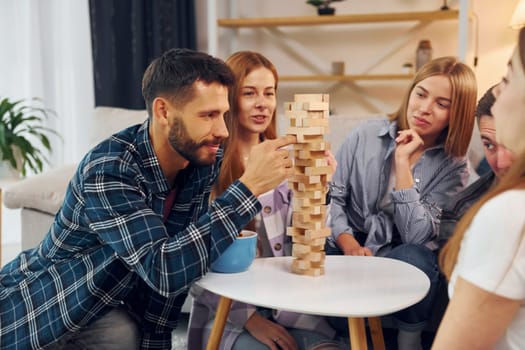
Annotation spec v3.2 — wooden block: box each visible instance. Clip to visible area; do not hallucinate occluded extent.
[284,109,308,119]
[287,227,331,240]
[312,110,329,119]
[293,242,325,253]
[289,174,321,185]
[289,181,326,195]
[291,235,326,246]
[291,259,325,276]
[290,181,326,192]
[294,94,329,103]
[295,149,327,159]
[287,126,327,137]
[293,142,329,151]
[301,118,329,127]
[286,226,304,237]
[292,248,325,262]
[321,173,333,182]
[294,158,328,167]
[306,228,331,239]
[304,166,333,176]
[291,258,309,270]
[291,196,326,207]
[292,211,326,224]
[296,205,326,215]
[283,101,306,111]
[292,243,312,255]
[290,117,329,128]
[302,101,329,111]
[292,220,323,230]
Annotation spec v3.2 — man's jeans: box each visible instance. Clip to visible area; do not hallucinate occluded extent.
[382,243,440,331]
[44,306,140,350]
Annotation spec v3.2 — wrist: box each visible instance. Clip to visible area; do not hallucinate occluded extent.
[238,176,261,197]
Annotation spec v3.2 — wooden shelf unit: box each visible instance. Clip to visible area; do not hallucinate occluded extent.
[217,10,460,28]
[280,73,414,82]
[212,3,470,83]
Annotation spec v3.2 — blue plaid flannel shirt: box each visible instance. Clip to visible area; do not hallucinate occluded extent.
[0,120,261,349]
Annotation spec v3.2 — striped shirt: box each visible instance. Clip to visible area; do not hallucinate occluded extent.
[0,120,261,349]
[330,118,470,254]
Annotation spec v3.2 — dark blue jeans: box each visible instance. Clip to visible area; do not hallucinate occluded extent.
[325,237,440,332]
[381,243,440,331]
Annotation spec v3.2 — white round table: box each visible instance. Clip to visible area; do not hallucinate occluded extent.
[196,255,430,350]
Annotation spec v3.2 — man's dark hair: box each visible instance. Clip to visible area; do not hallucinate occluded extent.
[475,84,498,121]
[142,48,234,117]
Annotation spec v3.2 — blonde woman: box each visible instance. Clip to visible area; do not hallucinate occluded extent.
[328,56,477,349]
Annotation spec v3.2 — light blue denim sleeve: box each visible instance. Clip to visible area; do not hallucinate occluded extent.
[391,155,469,245]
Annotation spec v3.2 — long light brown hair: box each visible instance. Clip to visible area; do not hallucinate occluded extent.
[214,51,279,197]
[440,30,525,279]
[389,56,477,158]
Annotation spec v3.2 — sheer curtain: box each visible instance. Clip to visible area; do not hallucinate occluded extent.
[0,0,94,168]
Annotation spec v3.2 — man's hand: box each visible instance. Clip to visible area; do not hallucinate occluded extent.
[337,233,372,256]
[239,135,296,197]
[244,312,298,350]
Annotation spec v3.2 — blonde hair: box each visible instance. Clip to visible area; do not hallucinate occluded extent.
[389,56,477,158]
[440,32,525,279]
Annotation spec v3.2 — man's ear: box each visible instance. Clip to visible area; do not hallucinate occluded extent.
[152,97,170,126]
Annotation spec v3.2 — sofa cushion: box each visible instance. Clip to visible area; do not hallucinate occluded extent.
[3,164,77,215]
[88,107,147,149]
[3,107,148,215]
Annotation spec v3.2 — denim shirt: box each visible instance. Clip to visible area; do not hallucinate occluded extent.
[330,118,469,254]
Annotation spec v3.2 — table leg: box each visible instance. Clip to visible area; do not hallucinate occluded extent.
[368,317,385,350]
[348,317,367,350]
[206,296,232,350]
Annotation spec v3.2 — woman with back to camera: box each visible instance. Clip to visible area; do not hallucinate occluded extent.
[327,56,477,350]
[433,28,525,350]
[188,51,342,350]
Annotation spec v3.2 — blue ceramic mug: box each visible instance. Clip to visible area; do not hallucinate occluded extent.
[211,230,257,273]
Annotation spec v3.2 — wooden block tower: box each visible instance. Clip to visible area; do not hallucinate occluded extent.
[285,94,331,276]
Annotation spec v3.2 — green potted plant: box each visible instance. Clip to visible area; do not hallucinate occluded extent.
[306,0,344,15]
[0,97,61,177]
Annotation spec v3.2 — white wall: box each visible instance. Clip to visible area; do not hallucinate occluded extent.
[196,0,520,154]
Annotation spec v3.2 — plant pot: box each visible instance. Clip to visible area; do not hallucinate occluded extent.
[317,7,335,15]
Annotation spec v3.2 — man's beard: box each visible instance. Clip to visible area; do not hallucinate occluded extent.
[168,117,219,166]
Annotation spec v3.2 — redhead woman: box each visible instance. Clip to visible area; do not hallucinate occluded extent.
[188,51,342,350]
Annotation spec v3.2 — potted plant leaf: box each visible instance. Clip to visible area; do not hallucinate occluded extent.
[306,0,344,15]
[0,97,61,177]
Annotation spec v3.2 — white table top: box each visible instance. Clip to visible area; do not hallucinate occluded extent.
[196,255,430,318]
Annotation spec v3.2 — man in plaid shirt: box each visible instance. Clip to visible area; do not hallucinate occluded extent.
[0,48,295,349]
